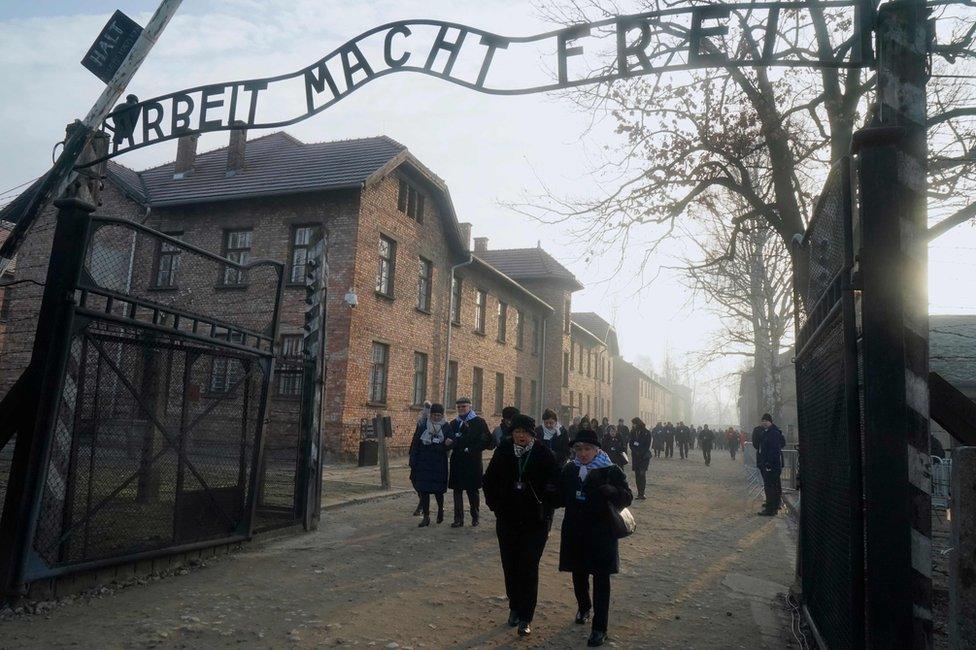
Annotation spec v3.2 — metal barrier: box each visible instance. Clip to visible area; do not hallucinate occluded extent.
[932,456,951,510]
[782,448,799,490]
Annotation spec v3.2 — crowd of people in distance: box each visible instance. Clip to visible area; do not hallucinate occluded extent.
[406,398,784,646]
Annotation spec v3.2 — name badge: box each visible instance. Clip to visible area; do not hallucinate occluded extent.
[514,481,525,491]
[575,490,586,501]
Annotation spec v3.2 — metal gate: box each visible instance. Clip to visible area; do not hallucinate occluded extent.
[793,157,865,649]
[0,212,295,595]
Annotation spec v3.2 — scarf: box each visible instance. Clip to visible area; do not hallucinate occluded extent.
[572,450,612,482]
[456,409,477,424]
[421,418,445,445]
[541,423,560,441]
[514,439,535,458]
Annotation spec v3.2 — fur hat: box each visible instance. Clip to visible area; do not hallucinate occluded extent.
[509,414,536,434]
[571,428,601,448]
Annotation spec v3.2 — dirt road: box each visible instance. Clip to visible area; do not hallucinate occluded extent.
[0,450,800,648]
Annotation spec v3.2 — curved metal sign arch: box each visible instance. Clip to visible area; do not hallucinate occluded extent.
[97,0,872,162]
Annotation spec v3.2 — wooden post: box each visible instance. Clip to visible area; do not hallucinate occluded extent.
[375,416,391,491]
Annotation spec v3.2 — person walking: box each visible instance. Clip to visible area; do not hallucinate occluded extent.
[757,414,786,516]
[409,403,449,526]
[536,409,571,466]
[726,427,740,460]
[483,414,561,637]
[675,422,691,459]
[698,425,715,466]
[628,418,652,500]
[600,422,628,467]
[447,397,494,527]
[615,418,630,447]
[555,423,633,647]
[410,401,433,516]
[664,422,675,459]
[493,406,520,447]
[568,416,582,438]
[651,422,665,458]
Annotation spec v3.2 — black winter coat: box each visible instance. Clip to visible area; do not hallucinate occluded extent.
[651,426,665,451]
[409,422,449,494]
[447,415,494,490]
[535,425,571,466]
[556,463,633,574]
[698,428,715,450]
[601,434,628,466]
[616,425,631,446]
[628,427,652,472]
[483,440,560,527]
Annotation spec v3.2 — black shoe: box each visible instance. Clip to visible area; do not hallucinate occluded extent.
[412,505,423,516]
[757,510,775,517]
[451,519,464,528]
[518,623,531,636]
[507,611,519,627]
[436,510,444,524]
[575,610,590,625]
[418,517,430,527]
[587,631,607,647]
[637,495,647,500]
[471,516,479,527]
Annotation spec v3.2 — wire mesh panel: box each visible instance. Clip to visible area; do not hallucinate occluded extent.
[794,157,864,648]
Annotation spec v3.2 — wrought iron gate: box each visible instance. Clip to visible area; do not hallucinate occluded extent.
[0,213,295,595]
[793,157,865,649]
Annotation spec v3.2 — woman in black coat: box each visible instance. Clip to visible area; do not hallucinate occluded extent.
[408,403,449,526]
[627,418,652,500]
[535,408,571,466]
[483,414,560,638]
[601,425,628,467]
[447,397,495,527]
[555,427,633,647]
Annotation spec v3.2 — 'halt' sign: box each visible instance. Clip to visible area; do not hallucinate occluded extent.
[81,10,143,83]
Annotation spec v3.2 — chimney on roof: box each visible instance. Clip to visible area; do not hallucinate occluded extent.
[174,134,198,178]
[226,121,247,176]
[458,222,472,251]
[473,237,489,253]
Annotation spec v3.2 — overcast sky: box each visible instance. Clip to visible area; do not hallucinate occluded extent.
[2,1,974,425]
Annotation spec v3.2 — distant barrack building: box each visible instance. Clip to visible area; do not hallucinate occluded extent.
[0,129,684,457]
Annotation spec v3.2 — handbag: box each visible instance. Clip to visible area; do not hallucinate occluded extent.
[619,451,630,466]
[608,501,636,539]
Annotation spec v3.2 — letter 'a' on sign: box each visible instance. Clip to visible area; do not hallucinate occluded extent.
[81,10,144,84]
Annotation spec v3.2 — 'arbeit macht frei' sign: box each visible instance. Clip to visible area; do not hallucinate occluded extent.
[99,1,871,161]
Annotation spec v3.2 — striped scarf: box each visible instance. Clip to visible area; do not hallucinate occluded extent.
[573,450,612,482]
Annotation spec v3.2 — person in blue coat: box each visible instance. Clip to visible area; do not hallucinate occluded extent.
[554,424,633,647]
[409,403,449,527]
[757,413,786,516]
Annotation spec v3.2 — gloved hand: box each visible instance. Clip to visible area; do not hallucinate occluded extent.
[597,484,617,498]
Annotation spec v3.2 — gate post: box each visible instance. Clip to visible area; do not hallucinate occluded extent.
[858,1,931,647]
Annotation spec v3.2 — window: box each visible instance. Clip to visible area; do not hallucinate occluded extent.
[474,290,487,334]
[412,352,428,406]
[447,360,459,406]
[472,367,484,413]
[569,390,575,412]
[587,394,591,415]
[0,286,10,321]
[570,338,575,370]
[578,344,584,374]
[289,225,317,284]
[451,277,462,325]
[376,235,396,296]
[532,317,540,355]
[280,334,303,358]
[153,233,182,288]
[369,342,390,403]
[514,376,523,411]
[529,379,538,416]
[221,229,252,286]
[278,370,302,396]
[417,257,433,312]
[210,334,244,392]
[564,298,571,334]
[494,373,505,415]
[514,309,524,349]
[562,352,570,387]
[587,350,592,377]
[397,179,425,222]
[497,302,507,343]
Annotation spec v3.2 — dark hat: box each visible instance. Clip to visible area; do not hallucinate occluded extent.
[542,408,558,421]
[456,396,472,405]
[501,406,520,420]
[761,413,773,422]
[571,428,601,448]
[429,403,445,415]
[509,414,536,434]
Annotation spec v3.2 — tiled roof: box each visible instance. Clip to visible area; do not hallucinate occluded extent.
[0,173,49,225]
[572,312,612,341]
[930,314,976,387]
[118,132,407,207]
[475,248,582,289]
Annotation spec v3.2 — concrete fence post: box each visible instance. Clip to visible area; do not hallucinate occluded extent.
[950,446,976,649]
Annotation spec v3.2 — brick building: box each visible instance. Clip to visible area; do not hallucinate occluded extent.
[613,357,673,425]
[0,131,614,457]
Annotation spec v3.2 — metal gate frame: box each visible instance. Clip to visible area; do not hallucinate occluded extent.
[0,206,285,597]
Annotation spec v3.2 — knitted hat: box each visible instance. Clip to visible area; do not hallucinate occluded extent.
[761,413,773,423]
[509,414,536,434]
[571,428,601,448]
[429,403,445,415]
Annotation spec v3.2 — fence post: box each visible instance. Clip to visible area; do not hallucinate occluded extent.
[950,447,976,648]
[375,416,391,491]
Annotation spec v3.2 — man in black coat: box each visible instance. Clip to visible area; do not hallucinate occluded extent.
[757,414,786,516]
[447,396,494,527]
[627,418,652,499]
[675,422,691,459]
[651,422,665,458]
[664,422,675,458]
[615,418,630,447]
[483,415,560,637]
[698,425,715,466]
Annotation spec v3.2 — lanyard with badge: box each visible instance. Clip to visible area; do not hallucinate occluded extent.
[514,450,531,491]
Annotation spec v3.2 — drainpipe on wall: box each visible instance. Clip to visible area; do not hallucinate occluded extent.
[539,316,547,422]
[443,254,474,405]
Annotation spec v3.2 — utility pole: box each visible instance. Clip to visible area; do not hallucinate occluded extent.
[0,0,183,278]
[858,0,932,647]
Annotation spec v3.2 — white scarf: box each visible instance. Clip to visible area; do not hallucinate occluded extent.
[514,439,535,458]
[421,418,445,445]
[541,423,560,441]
